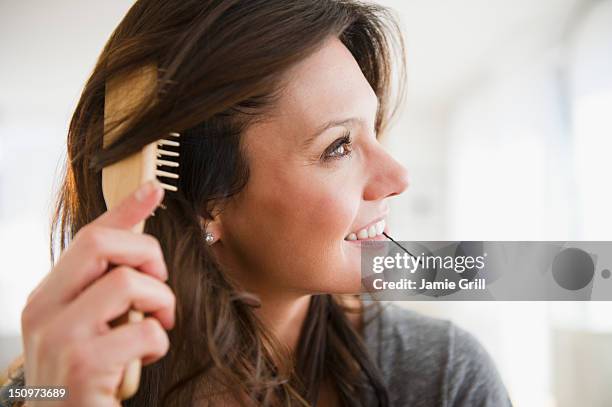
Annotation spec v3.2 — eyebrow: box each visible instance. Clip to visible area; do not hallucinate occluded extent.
[301,117,364,150]
[301,96,381,150]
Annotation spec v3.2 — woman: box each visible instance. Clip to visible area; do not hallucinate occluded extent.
[0,0,512,406]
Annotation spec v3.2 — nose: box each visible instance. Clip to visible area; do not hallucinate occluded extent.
[363,145,410,201]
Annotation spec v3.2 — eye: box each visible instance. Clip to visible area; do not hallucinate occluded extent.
[322,131,353,162]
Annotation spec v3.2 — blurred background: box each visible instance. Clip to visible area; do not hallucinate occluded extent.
[0,1,610,406]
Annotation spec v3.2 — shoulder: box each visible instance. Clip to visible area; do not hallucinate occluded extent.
[364,303,513,407]
[364,303,452,406]
[366,302,453,370]
[444,322,514,406]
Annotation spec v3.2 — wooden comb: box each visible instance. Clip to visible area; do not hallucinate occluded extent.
[102,63,179,399]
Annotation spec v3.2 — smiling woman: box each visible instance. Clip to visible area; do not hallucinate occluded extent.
[0,1,511,406]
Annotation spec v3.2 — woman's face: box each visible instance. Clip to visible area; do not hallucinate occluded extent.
[214,37,409,296]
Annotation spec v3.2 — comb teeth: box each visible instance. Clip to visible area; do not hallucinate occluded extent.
[157,139,179,147]
[157,149,179,157]
[155,131,180,192]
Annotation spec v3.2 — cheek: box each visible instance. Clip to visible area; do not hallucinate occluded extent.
[256,171,357,258]
[301,182,364,291]
[271,176,361,289]
[225,166,362,292]
[291,181,355,240]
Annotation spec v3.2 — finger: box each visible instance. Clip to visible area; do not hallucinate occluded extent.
[89,317,170,370]
[27,229,168,320]
[95,179,164,231]
[23,180,166,319]
[62,266,175,336]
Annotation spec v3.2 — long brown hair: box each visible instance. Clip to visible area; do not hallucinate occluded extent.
[8,0,406,405]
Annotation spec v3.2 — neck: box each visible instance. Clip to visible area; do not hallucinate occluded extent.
[250,289,364,355]
[213,245,314,353]
[253,291,313,353]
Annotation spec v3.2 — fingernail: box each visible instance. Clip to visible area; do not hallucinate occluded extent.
[135,180,159,202]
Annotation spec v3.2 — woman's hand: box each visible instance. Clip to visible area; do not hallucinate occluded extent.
[20,180,175,407]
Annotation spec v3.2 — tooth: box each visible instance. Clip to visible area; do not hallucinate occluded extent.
[346,233,357,241]
[368,225,377,238]
[376,220,385,235]
[357,229,369,239]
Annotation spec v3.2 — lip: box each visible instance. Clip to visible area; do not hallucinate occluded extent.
[344,213,389,241]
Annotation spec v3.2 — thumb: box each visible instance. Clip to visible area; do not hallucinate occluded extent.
[94,179,164,230]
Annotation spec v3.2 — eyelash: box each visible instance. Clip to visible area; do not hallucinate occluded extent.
[321,131,353,162]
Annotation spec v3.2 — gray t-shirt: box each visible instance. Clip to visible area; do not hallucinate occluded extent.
[361,301,514,406]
